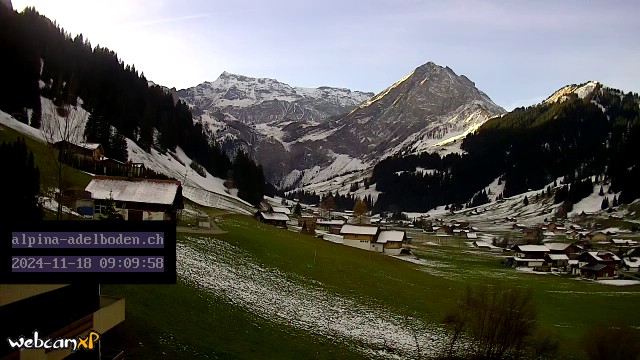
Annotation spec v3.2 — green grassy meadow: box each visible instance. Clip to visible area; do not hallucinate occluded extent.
[0,124,92,191]
[103,214,640,359]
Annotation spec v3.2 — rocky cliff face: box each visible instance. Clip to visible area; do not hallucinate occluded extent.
[178,63,505,188]
[178,71,373,124]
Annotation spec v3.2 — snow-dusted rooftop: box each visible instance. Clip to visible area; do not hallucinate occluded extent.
[259,212,290,221]
[513,245,549,252]
[547,254,569,261]
[271,206,291,215]
[78,142,102,150]
[85,176,181,205]
[340,225,379,236]
[545,242,571,251]
[317,219,345,226]
[585,251,621,262]
[377,230,405,243]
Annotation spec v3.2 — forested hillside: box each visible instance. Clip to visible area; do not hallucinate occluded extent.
[373,84,640,212]
[0,6,266,205]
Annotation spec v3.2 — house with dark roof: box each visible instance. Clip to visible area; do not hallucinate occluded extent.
[85,176,183,220]
[578,251,621,280]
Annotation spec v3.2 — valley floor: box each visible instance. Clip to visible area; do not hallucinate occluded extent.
[103,214,640,359]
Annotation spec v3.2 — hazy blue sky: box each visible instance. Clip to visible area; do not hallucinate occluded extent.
[11,0,640,110]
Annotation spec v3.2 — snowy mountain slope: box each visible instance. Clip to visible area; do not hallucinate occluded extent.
[178,62,505,190]
[542,81,599,105]
[317,62,506,160]
[178,71,373,124]
[0,101,253,214]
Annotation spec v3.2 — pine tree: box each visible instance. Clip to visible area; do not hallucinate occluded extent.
[612,195,618,207]
[293,203,301,216]
[1,138,42,222]
[601,197,609,210]
[523,196,529,206]
[599,186,604,196]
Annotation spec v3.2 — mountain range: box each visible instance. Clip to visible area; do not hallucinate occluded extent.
[2,5,639,215]
[177,62,505,188]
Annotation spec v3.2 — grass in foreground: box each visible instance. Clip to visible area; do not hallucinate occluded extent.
[104,214,640,359]
[101,281,364,359]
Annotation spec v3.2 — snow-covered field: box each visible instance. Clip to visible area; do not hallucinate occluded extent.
[178,236,448,358]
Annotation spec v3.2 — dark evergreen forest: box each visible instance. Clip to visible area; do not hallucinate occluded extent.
[373,86,640,212]
[0,6,266,205]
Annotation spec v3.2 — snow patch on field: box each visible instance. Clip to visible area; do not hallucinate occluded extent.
[596,280,640,286]
[178,237,447,358]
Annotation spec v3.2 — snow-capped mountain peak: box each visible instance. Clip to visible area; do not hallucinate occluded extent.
[178,72,373,119]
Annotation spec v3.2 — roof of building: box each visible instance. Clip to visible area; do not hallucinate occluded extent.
[466,233,478,239]
[377,230,405,243]
[611,239,638,245]
[259,212,290,221]
[543,231,557,237]
[271,206,291,215]
[79,142,102,150]
[581,263,608,272]
[585,251,621,262]
[545,242,571,251]
[513,245,549,252]
[622,257,640,267]
[340,225,379,236]
[85,176,180,205]
[547,254,569,261]
[317,219,345,226]
[513,257,545,262]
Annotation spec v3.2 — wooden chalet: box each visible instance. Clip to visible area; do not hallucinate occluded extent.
[586,231,609,242]
[511,244,549,268]
[316,219,345,232]
[85,176,183,220]
[578,251,621,280]
[374,230,406,255]
[256,211,289,228]
[54,141,104,161]
[339,225,406,254]
[435,225,453,235]
[545,242,582,260]
[544,253,569,268]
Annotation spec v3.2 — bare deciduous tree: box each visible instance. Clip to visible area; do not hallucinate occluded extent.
[353,198,369,224]
[442,285,537,360]
[584,323,640,360]
[41,97,85,219]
